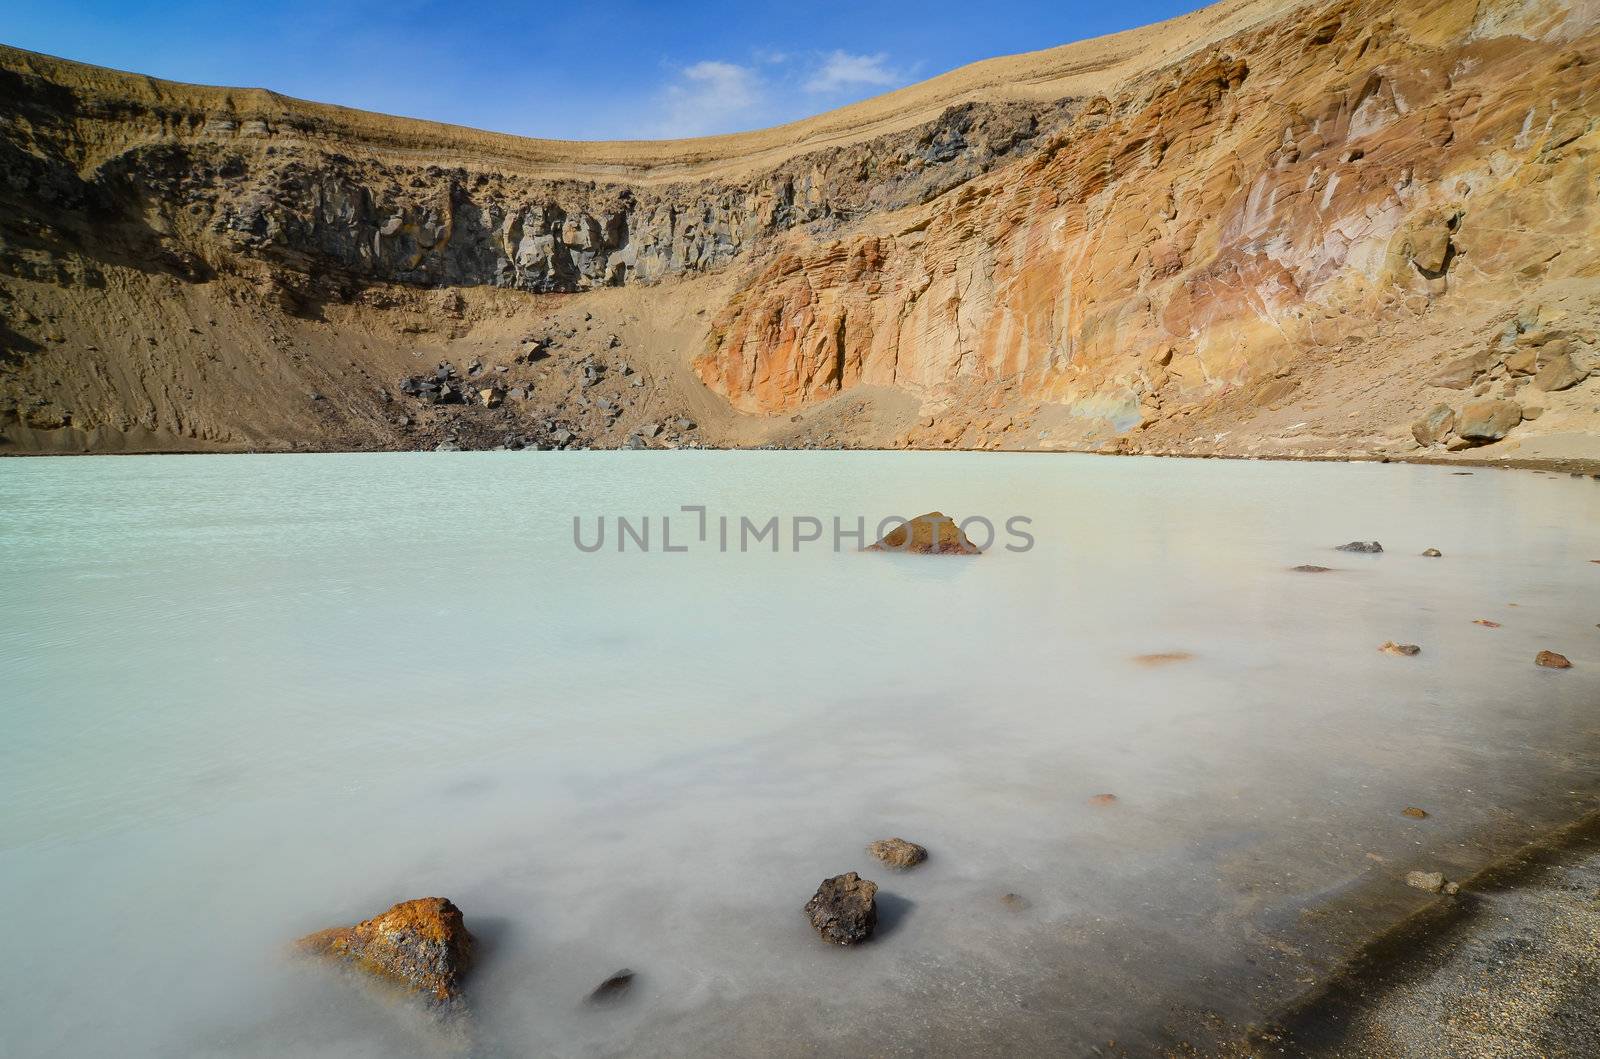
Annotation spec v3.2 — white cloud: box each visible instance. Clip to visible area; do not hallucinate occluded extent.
[652,60,766,138]
[803,51,900,95]
[637,48,909,139]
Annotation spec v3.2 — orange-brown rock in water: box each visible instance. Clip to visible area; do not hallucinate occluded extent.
[865,511,981,554]
[297,897,474,1003]
[1535,650,1573,669]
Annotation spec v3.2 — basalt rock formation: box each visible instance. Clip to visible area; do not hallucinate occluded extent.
[2,0,1598,465]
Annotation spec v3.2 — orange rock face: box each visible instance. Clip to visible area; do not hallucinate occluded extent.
[696,0,1600,449]
[297,897,474,1003]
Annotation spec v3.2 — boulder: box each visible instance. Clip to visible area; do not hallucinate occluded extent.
[804,873,878,945]
[1421,548,1443,557]
[297,897,474,1003]
[1532,347,1590,392]
[866,512,981,555]
[478,386,503,408]
[1504,348,1538,376]
[1426,352,1491,389]
[1380,641,1421,656]
[1535,650,1572,669]
[1455,398,1522,443]
[1410,404,1455,446]
[867,838,928,870]
[1336,541,1384,553]
[1291,564,1332,573]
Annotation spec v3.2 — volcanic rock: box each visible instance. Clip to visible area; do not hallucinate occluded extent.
[586,969,635,1005]
[867,838,928,869]
[1532,348,1590,392]
[297,897,474,1003]
[1456,398,1523,443]
[1426,353,1491,390]
[1410,404,1455,446]
[803,872,878,945]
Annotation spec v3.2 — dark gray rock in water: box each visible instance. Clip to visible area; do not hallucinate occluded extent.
[586,968,635,1005]
[1291,564,1332,573]
[1336,541,1384,553]
[804,872,878,945]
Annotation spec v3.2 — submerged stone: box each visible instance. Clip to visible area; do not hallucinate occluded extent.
[297,897,474,1003]
[804,872,878,945]
[586,968,635,1005]
[1380,641,1422,656]
[868,838,928,870]
[1336,541,1384,553]
[866,511,981,554]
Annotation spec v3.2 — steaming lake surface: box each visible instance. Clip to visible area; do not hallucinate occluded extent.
[2,452,1598,1056]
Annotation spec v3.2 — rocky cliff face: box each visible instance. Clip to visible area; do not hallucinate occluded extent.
[1,0,1598,464]
[695,0,1600,455]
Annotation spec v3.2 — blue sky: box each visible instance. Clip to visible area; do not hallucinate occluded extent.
[5,1,1207,140]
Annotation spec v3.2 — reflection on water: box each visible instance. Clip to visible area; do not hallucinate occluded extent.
[1,452,1597,1056]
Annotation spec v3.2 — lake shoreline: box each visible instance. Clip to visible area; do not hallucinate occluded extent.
[1253,808,1600,1056]
[2,443,1598,477]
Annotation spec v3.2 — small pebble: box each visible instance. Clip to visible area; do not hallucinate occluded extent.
[1088,793,1119,807]
[1421,548,1442,557]
[1403,806,1429,819]
[1380,641,1422,656]
[1000,893,1031,912]
[1473,619,1501,628]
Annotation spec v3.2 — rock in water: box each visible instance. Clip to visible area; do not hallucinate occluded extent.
[803,873,878,945]
[1380,641,1422,656]
[586,969,635,1005]
[866,512,981,554]
[1405,870,1459,895]
[1291,564,1332,573]
[1455,398,1523,443]
[1421,548,1443,557]
[868,838,928,869]
[1403,806,1429,819]
[1336,541,1384,553]
[297,897,474,1002]
[1535,650,1572,669]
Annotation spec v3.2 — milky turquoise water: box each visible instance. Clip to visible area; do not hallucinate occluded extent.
[1,453,1597,1056]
